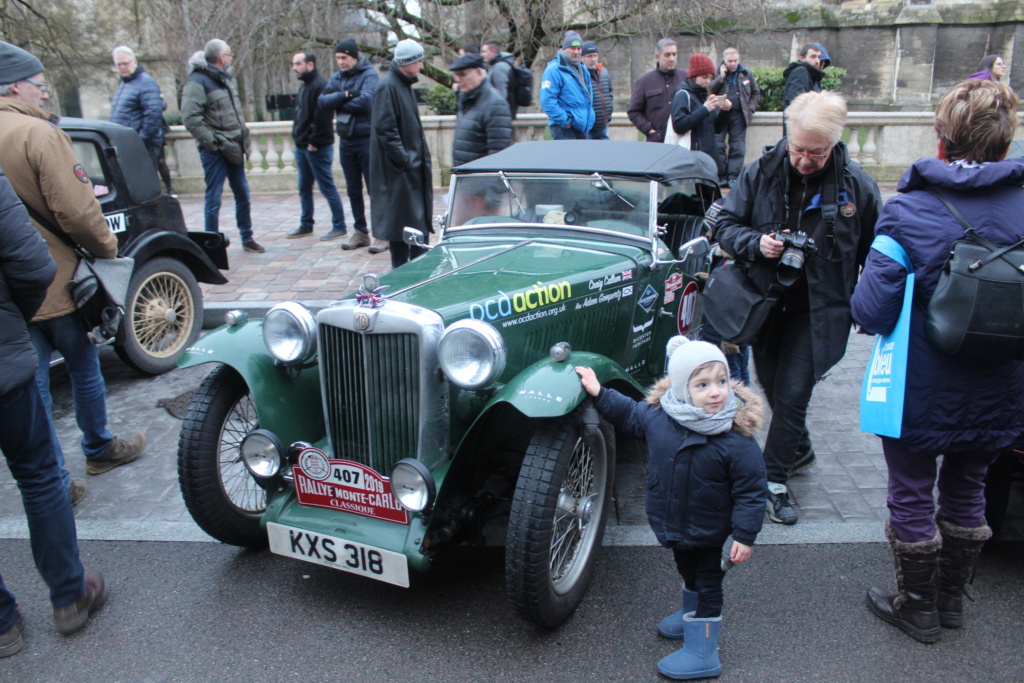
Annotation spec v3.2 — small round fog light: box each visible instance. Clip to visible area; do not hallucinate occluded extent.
[390,459,435,513]
[240,429,284,479]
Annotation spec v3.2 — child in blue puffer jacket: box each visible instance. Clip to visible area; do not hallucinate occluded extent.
[576,335,766,680]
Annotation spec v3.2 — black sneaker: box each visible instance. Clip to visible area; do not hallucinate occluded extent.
[242,240,266,253]
[791,450,817,474]
[86,433,146,475]
[320,228,347,241]
[287,226,313,239]
[766,485,798,525]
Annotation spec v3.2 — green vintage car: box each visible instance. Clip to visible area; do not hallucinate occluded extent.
[177,140,719,627]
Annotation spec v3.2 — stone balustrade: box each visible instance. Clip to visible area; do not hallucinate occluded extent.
[165,111,1023,195]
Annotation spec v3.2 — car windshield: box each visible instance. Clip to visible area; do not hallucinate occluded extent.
[449,174,653,237]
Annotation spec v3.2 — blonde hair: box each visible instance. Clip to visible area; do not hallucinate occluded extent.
[935,80,1018,163]
[785,90,847,143]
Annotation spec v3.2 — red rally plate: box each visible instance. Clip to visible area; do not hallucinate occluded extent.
[676,280,701,336]
[292,448,409,525]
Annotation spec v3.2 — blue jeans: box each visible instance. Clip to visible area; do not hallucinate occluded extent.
[339,139,371,232]
[199,147,253,243]
[549,125,588,140]
[0,379,86,632]
[29,313,113,489]
[588,126,610,140]
[295,145,346,232]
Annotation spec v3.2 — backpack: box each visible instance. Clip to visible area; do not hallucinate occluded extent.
[502,56,533,107]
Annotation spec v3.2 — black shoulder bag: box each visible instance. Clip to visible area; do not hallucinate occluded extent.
[924,187,1024,360]
[23,201,134,343]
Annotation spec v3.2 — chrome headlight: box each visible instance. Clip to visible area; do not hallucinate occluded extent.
[240,429,284,479]
[390,459,435,512]
[263,301,317,365]
[438,319,507,389]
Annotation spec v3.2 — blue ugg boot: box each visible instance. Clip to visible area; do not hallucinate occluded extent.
[657,612,722,680]
[657,588,699,638]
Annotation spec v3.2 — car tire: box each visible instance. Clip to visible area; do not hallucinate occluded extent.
[505,405,614,628]
[178,363,267,548]
[115,256,203,375]
[984,451,1017,535]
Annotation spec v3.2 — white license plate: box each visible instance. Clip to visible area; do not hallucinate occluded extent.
[266,522,410,587]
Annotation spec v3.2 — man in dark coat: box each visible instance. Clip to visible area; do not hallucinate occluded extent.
[627,38,687,143]
[109,46,170,191]
[708,47,761,188]
[0,168,107,656]
[288,50,347,241]
[319,39,379,251]
[582,41,613,140]
[782,43,827,132]
[714,91,881,525]
[480,40,519,119]
[449,53,512,166]
[369,39,432,268]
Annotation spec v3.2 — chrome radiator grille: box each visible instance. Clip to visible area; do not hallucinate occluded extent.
[320,326,421,474]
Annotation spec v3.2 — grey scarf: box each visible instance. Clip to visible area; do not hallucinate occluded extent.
[660,390,737,435]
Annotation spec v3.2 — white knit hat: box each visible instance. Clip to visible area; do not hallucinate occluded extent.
[666,335,729,403]
[393,39,425,66]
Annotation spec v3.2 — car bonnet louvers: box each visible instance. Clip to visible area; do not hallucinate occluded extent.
[316,300,448,474]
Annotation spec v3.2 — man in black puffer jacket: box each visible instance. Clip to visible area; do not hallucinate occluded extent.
[582,41,613,140]
[449,54,512,167]
[0,168,108,656]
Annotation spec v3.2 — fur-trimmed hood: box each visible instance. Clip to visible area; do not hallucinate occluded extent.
[644,377,764,437]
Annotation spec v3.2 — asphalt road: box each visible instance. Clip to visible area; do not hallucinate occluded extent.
[1,540,1021,682]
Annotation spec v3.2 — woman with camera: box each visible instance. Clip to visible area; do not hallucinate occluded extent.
[850,80,1024,643]
[713,91,882,526]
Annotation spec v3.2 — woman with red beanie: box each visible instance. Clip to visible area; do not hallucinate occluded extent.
[668,53,728,170]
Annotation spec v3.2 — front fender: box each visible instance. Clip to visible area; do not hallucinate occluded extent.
[123,230,227,285]
[485,351,642,419]
[179,321,324,445]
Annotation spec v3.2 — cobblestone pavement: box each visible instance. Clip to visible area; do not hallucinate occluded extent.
[5,184,1021,545]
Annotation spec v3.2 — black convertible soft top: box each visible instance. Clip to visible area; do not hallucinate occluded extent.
[452,140,719,185]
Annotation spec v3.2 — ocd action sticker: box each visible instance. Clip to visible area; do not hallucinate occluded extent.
[293,448,408,524]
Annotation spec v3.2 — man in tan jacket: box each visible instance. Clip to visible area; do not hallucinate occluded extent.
[0,41,146,506]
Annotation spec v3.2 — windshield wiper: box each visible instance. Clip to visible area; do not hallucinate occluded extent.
[498,171,526,215]
[591,172,635,209]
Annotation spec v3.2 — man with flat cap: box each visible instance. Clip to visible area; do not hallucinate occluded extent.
[368,38,432,268]
[449,53,512,166]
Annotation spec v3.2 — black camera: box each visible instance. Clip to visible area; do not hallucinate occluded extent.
[775,230,816,285]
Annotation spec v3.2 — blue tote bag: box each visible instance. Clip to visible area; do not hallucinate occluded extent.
[860,235,914,438]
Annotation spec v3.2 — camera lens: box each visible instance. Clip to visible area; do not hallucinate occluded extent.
[779,248,804,271]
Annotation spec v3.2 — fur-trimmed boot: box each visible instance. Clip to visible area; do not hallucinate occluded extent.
[866,521,942,644]
[657,612,722,680]
[936,516,992,628]
[658,587,699,639]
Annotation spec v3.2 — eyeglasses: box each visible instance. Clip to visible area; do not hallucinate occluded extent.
[788,145,832,160]
[22,77,49,93]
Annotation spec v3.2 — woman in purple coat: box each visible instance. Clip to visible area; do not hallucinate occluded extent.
[967,54,1006,82]
[851,80,1024,644]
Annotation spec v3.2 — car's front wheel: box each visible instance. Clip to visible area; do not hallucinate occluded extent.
[505,406,614,628]
[116,256,203,375]
[178,364,267,548]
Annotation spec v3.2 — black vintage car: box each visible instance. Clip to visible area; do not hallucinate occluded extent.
[59,118,228,374]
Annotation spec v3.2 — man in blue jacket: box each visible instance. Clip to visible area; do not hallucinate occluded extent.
[110,46,171,192]
[539,31,594,140]
[319,39,381,252]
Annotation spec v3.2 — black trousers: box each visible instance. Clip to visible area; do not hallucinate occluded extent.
[672,546,725,618]
[753,309,816,484]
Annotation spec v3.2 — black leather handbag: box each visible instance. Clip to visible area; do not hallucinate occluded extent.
[702,261,781,346]
[924,188,1024,360]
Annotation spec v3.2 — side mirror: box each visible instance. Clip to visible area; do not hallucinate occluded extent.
[677,236,710,262]
[403,227,432,250]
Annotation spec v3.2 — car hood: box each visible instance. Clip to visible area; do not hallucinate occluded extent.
[367,235,646,323]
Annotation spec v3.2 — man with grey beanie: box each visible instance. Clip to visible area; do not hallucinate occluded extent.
[539,30,594,140]
[0,41,147,509]
[368,38,433,267]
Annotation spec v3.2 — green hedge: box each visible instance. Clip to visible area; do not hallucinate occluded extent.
[423,84,458,115]
[751,67,846,112]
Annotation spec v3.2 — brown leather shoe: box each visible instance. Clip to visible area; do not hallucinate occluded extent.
[68,479,88,507]
[242,240,266,253]
[0,614,23,658]
[54,570,107,635]
[341,231,371,250]
[367,239,390,254]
